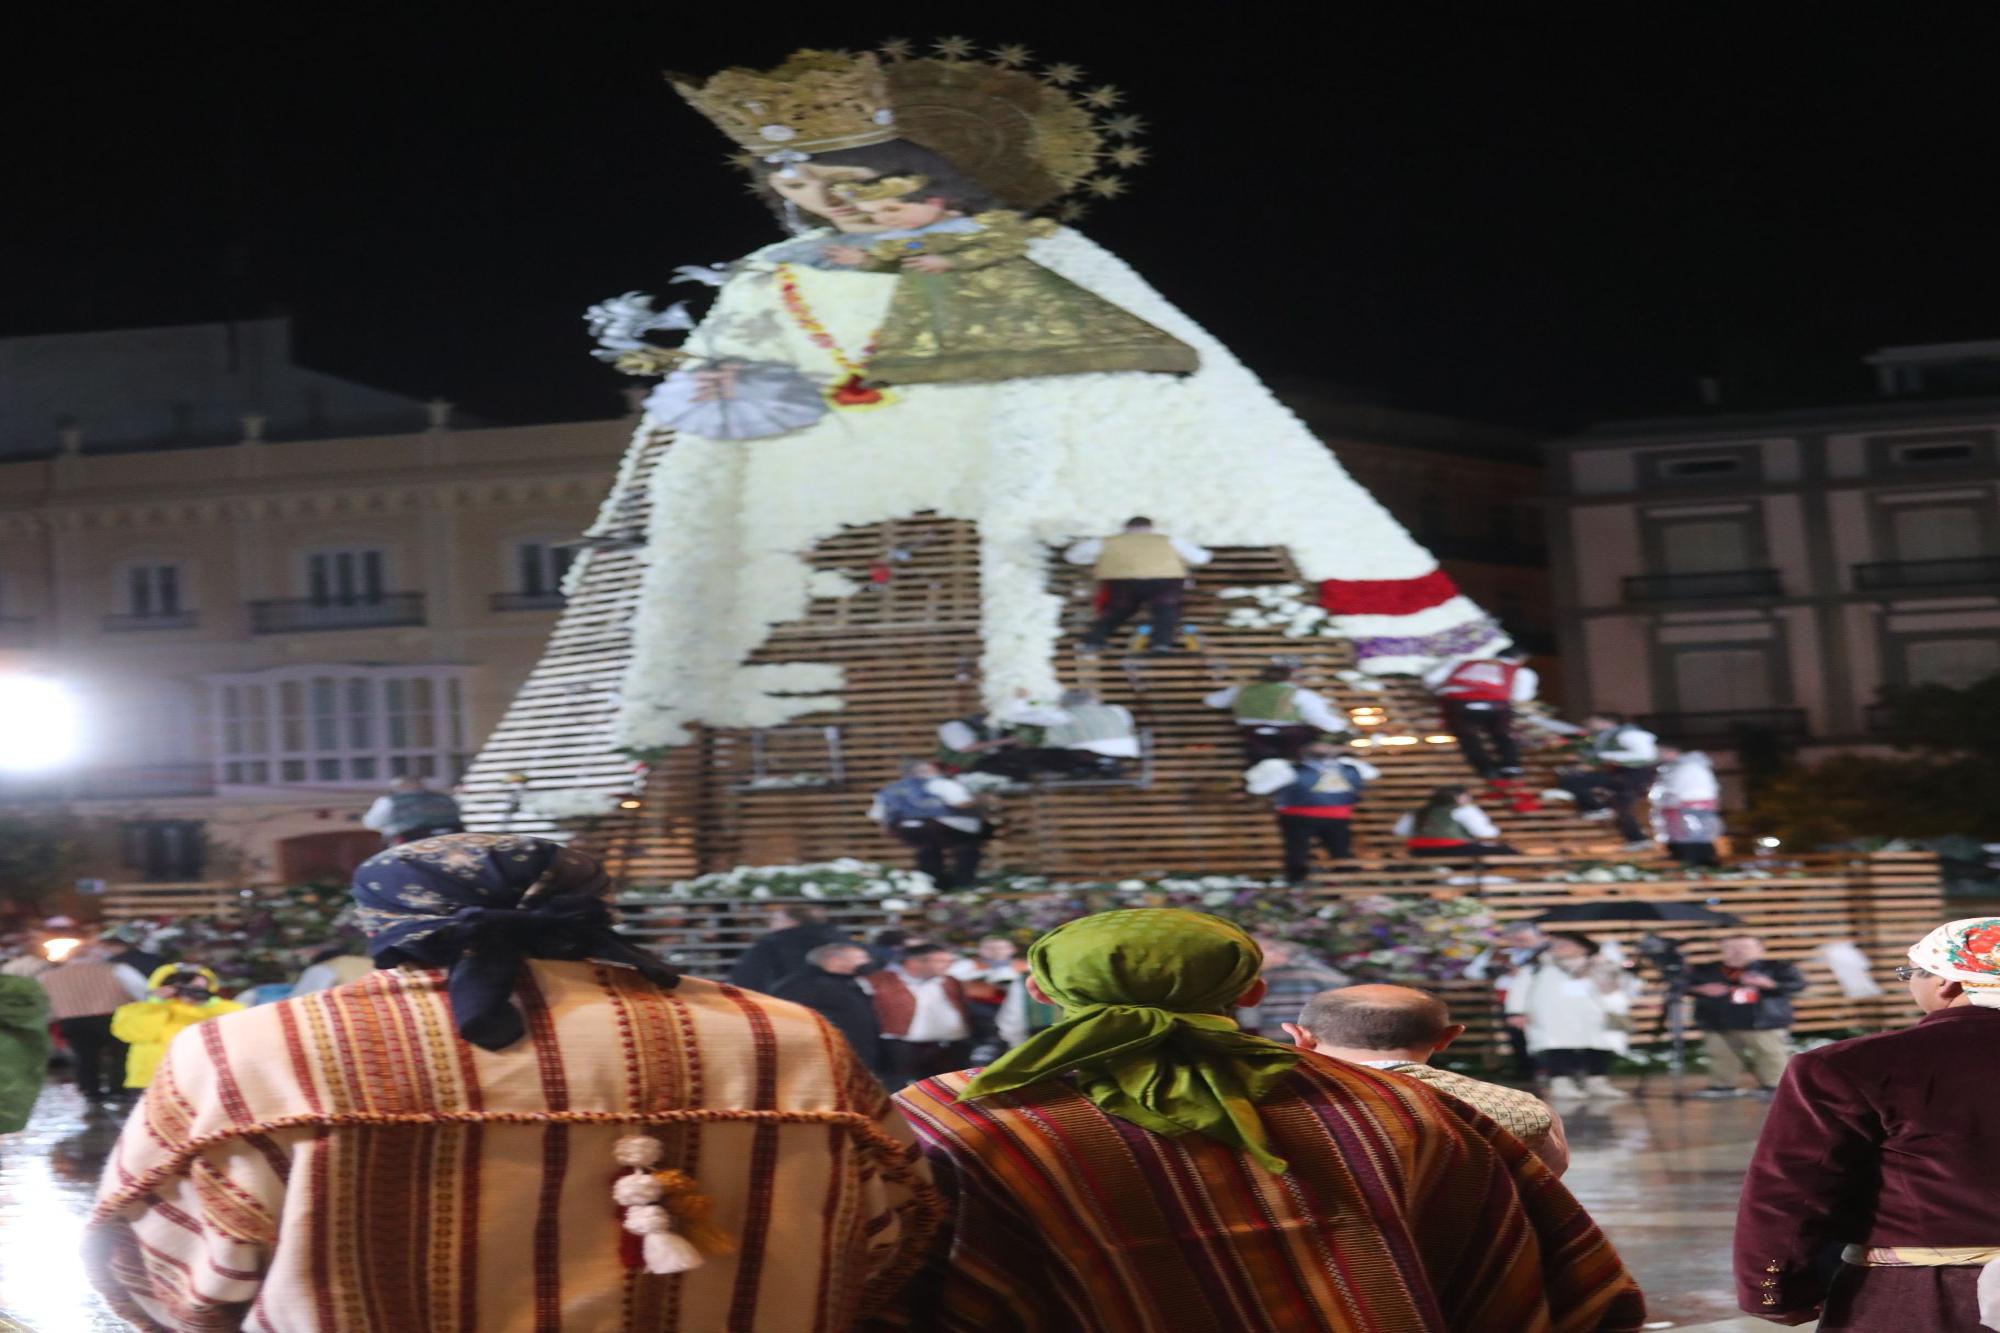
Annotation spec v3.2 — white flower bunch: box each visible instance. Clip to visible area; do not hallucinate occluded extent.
[519,789,626,820]
[1216,585,1338,640]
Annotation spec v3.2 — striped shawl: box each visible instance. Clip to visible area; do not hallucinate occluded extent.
[878,1054,1643,1333]
[85,961,941,1332]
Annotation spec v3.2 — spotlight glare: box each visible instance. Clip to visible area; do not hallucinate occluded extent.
[0,676,81,773]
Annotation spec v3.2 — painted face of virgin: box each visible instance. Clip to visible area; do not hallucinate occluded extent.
[766,165,892,232]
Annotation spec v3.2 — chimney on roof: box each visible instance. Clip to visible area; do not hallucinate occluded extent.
[239,412,267,444]
[56,423,83,455]
[425,398,454,431]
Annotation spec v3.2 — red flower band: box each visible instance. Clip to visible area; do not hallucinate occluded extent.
[1317,570,1459,617]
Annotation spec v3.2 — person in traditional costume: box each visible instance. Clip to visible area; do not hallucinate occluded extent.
[1392,785,1522,858]
[1242,741,1380,883]
[881,908,1645,1332]
[85,832,940,1332]
[1733,916,2000,1329]
[1063,517,1212,656]
[1204,663,1354,763]
[1286,983,1569,1176]
[0,974,50,1134]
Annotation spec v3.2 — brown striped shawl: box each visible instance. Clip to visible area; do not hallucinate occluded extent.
[876,1053,1644,1333]
[84,961,942,1332]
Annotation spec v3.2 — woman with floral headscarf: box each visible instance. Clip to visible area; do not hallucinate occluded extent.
[87,833,942,1332]
[1735,917,2000,1329]
[885,907,1644,1333]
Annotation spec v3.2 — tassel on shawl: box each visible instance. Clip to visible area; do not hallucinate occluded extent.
[611,1134,735,1275]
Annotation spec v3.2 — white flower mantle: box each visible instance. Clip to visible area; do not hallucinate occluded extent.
[615,228,1499,749]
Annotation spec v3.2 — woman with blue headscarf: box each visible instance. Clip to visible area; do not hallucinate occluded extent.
[87,833,943,1331]
[349,832,679,1049]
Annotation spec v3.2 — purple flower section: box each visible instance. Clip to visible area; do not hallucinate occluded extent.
[1349,617,1506,664]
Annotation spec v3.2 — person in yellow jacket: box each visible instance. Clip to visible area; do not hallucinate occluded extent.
[109,964,243,1090]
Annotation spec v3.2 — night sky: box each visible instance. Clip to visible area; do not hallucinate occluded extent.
[13,8,2000,431]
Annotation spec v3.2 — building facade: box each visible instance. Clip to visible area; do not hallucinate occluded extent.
[1547,345,2000,767]
[0,321,629,883]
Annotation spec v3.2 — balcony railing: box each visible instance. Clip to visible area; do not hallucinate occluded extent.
[1637,708,1809,744]
[102,610,201,632]
[1853,556,2000,591]
[1623,569,1783,602]
[248,593,425,634]
[490,591,567,612]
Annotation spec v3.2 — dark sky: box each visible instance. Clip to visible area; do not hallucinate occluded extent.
[13,7,2000,430]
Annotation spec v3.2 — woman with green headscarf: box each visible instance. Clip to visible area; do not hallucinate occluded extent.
[883,908,1645,1333]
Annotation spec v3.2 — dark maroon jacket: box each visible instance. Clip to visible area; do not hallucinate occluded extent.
[1734,1005,2000,1316]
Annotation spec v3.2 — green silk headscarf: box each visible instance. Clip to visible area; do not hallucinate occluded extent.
[958,908,1302,1172]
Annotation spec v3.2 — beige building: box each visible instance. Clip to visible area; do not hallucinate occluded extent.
[1547,342,2000,771]
[0,319,628,883]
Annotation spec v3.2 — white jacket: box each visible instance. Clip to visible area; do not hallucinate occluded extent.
[1651,752,1719,807]
[1503,957,1637,1055]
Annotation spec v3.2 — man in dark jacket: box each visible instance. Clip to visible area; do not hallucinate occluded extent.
[1684,934,1806,1097]
[726,905,850,994]
[1734,916,2000,1328]
[771,942,882,1075]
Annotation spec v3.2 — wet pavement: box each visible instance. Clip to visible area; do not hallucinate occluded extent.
[1,1083,126,1331]
[0,1075,1796,1331]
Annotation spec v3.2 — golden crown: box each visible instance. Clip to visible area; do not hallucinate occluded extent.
[669,51,898,157]
[673,40,1149,219]
[831,174,930,202]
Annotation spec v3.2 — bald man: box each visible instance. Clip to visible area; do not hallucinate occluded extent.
[1288,983,1569,1176]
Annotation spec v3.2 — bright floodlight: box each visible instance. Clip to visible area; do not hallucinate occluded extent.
[0,675,82,773]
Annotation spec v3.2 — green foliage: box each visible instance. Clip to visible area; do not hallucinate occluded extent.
[0,813,84,908]
[123,881,362,990]
[1749,677,2000,846]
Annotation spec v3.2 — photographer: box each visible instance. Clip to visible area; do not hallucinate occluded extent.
[109,963,243,1091]
[1684,935,1804,1097]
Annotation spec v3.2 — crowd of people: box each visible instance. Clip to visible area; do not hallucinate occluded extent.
[0,828,1989,1325]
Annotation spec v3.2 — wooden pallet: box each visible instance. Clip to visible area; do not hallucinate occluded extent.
[464,493,1631,882]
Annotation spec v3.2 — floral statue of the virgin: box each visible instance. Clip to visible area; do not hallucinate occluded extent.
[598,43,1506,749]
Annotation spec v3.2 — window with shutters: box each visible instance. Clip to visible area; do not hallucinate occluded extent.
[1672,648,1775,713]
[1889,506,1987,562]
[1904,639,2000,690]
[516,541,576,597]
[1659,519,1754,573]
[305,549,386,604]
[125,564,184,616]
[208,664,472,787]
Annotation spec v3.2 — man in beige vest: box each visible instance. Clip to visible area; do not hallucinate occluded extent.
[1287,983,1569,1175]
[1064,516,1211,655]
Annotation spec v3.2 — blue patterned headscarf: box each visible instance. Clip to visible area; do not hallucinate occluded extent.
[351,833,677,1050]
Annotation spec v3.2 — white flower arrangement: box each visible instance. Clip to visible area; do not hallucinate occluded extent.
[1217,584,1338,639]
[613,228,1499,750]
[519,789,627,820]
[634,859,939,902]
[736,772,836,791]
